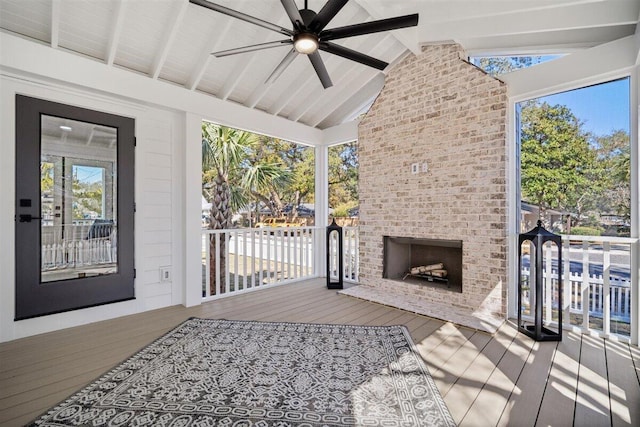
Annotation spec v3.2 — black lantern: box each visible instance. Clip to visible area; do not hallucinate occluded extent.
[518,220,563,341]
[326,219,343,289]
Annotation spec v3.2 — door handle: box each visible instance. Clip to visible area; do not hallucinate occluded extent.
[18,214,42,222]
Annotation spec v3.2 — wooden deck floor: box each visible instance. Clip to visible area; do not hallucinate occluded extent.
[1,279,639,426]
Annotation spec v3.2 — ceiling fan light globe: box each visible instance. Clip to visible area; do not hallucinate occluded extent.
[293,33,319,54]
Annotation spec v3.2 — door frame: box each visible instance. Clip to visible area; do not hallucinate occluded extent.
[15,95,135,320]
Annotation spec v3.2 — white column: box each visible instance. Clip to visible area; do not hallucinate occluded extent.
[184,112,203,307]
[315,145,329,277]
[507,99,520,319]
[630,67,639,345]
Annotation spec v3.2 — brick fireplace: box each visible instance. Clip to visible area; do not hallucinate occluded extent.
[383,236,463,293]
[356,43,508,322]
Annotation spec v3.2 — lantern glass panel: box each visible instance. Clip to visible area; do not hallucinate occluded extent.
[542,241,561,335]
[328,230,340,280]
[520,239,536,318]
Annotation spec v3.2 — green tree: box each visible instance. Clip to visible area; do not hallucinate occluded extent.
[244,135,315,221]
[201,122,290,293]
[520,101,601,226]
[594,130,631,224]
[328,141,358,214]
[473,56,543,77]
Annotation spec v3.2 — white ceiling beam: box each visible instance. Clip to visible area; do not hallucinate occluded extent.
[292,35,394,124]
[411,0,601,24]
[105,0,126,66]
[354,0,421,55]
[186,17,234,91]
[234,45,297,106]
[1,31,322,145]
[219,7,285,101]
[150,0,189,80]
[463,25,636,56]
[306,68,378,127]
[243,77,272,109]
[289,33,393,122]
[86,126,95,146]
[267,59,316,116]
[50,0,60,48]
[501,35,637,100]
[220,56,256,100]
[321,120,359,146]
[308,40,400,127]
[419,1,639,43]
[287,56,348,123]
[318,72,386,129]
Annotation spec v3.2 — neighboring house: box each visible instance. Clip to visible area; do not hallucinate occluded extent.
[520,201,568,233]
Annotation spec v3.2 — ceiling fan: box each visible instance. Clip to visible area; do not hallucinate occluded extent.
[189,0,419,89]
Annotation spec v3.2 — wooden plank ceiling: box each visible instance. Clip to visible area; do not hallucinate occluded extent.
[0,0,637,130]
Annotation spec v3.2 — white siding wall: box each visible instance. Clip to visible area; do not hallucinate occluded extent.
[0,74,183,342]
[0,32,352,343]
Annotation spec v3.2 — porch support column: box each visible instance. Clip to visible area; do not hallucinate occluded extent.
[315,145,329,277]
[184,112,202,307]
[631,67,639,345]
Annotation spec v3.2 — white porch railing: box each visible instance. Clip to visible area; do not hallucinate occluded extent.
[202,225,359,300]
[202,227,636,340]
[41,222,117,270]
[201,226,318,301]
[521,235,637,339]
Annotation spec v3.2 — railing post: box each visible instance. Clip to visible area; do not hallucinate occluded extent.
[204,233,211,298]
[242,230,248,290]
[563,239,571,326]
[258,229,264,286]
[582,241,590,331]
[215,232,221,296]
[225,231,230,294]
[603,241,611,335]
[631,239,639,345]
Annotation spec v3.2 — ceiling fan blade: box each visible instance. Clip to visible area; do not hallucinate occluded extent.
[308,51,333,88]
[320,13,419,41]
[309,0,349,32]
[319,41,387,70]
[189,0,293,36]
[280,0,304,30]
[265,48,299,84]
[213,40,292,57]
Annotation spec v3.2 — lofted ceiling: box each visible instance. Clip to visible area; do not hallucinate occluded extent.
[0,0,638,131]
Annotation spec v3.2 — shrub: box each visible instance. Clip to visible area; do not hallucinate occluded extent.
[569,226,602,236]
[332,202,357,217]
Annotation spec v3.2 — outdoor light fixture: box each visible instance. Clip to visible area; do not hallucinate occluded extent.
[293,32,319,54]
[326,218,343,289]
[59,125,72,131]
[517,220,563,341]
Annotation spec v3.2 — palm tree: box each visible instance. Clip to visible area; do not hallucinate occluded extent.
[201,122,291,294]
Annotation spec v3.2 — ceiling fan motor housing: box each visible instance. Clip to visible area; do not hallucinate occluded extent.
[299,9,317,29]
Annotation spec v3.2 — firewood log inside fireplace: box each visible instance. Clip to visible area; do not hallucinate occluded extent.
[410,263,444,275]
[428,269,448,278]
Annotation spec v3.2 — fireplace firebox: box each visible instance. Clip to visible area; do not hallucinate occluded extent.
[383,236,463,293]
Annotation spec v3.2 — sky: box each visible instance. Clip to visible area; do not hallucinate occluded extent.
[74,165,104,184]
[534,77,630,137]
[474,56,631,137]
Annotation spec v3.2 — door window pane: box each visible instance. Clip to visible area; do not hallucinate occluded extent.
[40,115,118,282]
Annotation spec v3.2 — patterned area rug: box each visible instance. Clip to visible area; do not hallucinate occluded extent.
[30,318,456,426]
